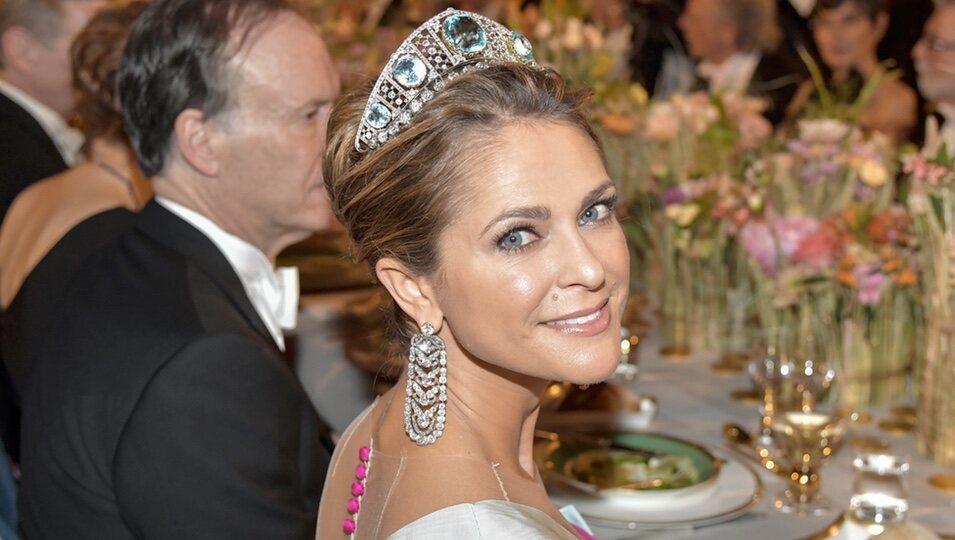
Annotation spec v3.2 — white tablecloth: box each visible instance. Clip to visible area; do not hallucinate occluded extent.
[292,289,955,539]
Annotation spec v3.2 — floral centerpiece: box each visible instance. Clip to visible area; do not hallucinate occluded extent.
[738,201,920,408]
[645,92,772,356]
[906,143,955,465]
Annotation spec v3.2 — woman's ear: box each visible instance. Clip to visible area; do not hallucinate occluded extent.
[873,12,889,42]
[375,258,444,332]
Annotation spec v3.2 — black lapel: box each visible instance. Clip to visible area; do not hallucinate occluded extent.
[0,92,68,169]
[134,200,277,349]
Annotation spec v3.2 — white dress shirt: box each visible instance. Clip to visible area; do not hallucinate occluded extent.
[0,78,84,165]
[156,197,299,351]
[697,51,762,95]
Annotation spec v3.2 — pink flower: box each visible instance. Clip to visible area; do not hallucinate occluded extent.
[771,215,820,260]
[856,266,886,306]
[740,221,777,276]
[738,112,772,150]
[793,226,839,271]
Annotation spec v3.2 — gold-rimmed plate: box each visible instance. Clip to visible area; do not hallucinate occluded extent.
[544,445,762,530]
[536,431,721,504]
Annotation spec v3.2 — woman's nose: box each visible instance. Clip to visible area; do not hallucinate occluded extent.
[555,232,606,290]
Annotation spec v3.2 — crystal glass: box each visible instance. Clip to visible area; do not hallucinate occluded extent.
[771,411,845,516]
[747,342,795,447]
[792,359,837,412]
[849,453,910,529]
[615,327,640,381]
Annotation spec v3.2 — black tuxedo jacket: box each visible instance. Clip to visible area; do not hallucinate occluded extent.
[0,91,70,462]
[0,91,68,222]
[16,201,332,539]
[2,207,135,466]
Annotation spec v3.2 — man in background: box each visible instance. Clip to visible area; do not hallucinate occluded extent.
[913,0,955,150]
[14,0,340,537]
[0,0,106,219]
[0,0,106,466]
[674,0,804,124]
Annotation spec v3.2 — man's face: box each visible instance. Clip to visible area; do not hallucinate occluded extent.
[678,0,736,63]
[31,0,107,117]
[913,5,955,105]
[211,11,341,256]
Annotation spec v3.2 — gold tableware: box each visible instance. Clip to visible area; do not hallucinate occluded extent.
[846,436,890,453]
[929,473,955,494]
[878,418,916,436]
[731,389,762,405]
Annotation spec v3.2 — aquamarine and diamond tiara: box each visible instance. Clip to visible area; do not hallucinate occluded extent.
[354,9,539,153]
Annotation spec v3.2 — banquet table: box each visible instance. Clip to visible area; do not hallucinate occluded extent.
[293,288,955,540]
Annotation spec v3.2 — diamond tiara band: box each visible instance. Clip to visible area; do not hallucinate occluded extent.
[354,8,539,153]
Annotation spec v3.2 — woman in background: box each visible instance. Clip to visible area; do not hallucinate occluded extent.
[786,0,917,144]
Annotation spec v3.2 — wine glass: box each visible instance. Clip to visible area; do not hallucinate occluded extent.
[771,410,846,516]
[849,453,910,533]
[792,359,837,412]
[747,336,795,447]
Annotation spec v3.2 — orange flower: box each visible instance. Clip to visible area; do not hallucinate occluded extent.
[895,267,918,286]
[598,113,636,135]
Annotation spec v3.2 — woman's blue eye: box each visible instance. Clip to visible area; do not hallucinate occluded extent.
[579,203,610,225]
[498,229,536,250]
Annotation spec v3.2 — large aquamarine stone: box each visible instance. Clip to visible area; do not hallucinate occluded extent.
[393,54,427,88]
[442,13,486,54]
[511,31,533,61]
[364,102,391,129]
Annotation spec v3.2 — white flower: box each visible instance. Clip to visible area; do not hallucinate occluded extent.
[857,159,889,187]
[582,23,603,51]
[665,203,700,227]
[534,19,553,40]
[561,17,584,50]
[644,102,679,141]
[797,119,851,144]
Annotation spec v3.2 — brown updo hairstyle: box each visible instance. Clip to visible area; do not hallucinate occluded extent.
[324,63,602,349]
[71,0,149,151]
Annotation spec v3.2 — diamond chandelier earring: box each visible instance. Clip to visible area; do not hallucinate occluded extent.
[405,322,448,446]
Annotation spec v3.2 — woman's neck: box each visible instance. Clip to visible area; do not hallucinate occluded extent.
[87,138,151,208]
[398,354,549,478]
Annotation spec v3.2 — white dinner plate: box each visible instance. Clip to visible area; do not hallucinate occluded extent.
[547,448,763,530]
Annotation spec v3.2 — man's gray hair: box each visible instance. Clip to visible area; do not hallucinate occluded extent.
[0,0,64,68]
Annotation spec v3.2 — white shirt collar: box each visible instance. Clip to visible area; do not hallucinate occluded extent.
[697,51,762,95]
[0,78,84,165]
[155,197,298,351]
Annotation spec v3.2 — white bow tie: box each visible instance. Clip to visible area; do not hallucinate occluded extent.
[263,266,299,331]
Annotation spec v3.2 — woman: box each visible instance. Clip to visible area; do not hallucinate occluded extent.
[786,0,917,144]
[0,1,151,308]
[317,9,629,539]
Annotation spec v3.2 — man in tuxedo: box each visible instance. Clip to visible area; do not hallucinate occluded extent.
[0,0,106,467]
[913,0,955,150]
[13,0,340,537]
[677,0,805,125]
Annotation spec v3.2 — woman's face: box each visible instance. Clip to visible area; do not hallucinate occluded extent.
[431,121,630,385]
[812,3,884,72]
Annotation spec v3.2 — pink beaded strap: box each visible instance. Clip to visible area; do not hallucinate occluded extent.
[343,445,372,537]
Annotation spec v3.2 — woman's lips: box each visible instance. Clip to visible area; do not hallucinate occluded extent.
[543,300,611,336]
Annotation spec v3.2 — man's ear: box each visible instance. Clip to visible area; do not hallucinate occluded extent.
[1,27,40,76]
[375,257,444,332]
[173,108,220,177]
